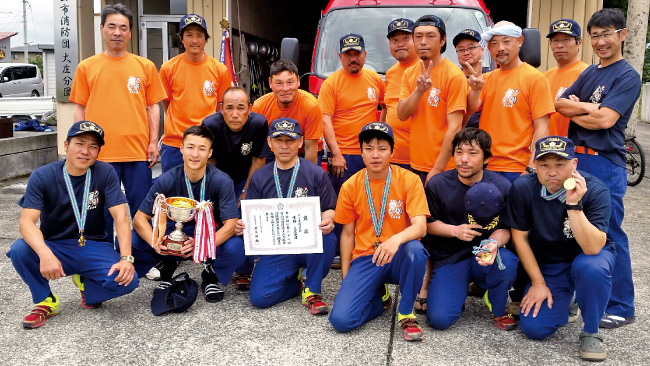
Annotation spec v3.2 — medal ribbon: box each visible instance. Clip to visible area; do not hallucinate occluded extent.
[540,186,566,203]
[62,163,91,245]
[184,171,206,202]
[364,167,392,241]
[472,238,506,270]
[273,159,300,198]
[184,170,217,263]
[151,193,166,249]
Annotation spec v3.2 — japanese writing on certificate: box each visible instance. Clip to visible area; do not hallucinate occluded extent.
[241,197,323,255]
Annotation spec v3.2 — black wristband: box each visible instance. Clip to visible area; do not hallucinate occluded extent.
[566,202,583,211]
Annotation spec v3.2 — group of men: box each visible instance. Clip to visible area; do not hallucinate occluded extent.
[6,2,640,362]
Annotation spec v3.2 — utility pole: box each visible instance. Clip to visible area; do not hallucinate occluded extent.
[23,0,28,62]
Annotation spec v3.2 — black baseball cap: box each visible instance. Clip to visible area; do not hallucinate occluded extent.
[269,118,302,140]
[453,29,482,47]
[359,122,394,146]
[413,15,446,36]
[340,33,365,53]
[534,136,576,160]
[67,121,105,146]
[387,18,415,38]
[547,19,581,38]
[151,272,198,316]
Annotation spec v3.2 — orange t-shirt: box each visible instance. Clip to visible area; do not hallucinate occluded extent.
[335,166,430,260]
[385,58,418,164]
[70,53,167,162]
[478,62,555,172]
[400,58,468,172]
[545,60,589,136]
[318,68,385,155]
[252,89,324,151]
[159,54,232,148]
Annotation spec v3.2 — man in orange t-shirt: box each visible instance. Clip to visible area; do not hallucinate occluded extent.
[253,60,323,164]
[397,15,468,185]
[159,14,232,172]
[330,122,429,342]
[70,4,166,239]
[544,19,589,136]
[318,33,386,194]
[384,18,418,169]
[467,21,553,183]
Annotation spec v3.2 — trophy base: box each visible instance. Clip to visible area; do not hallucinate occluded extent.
[161,239,188,257]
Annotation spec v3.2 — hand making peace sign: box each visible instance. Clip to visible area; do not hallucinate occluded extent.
[466,60,484,90]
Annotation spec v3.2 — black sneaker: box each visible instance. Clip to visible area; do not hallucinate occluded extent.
[201,267,225,303]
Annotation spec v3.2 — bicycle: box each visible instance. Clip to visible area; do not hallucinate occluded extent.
[625,136,645,186]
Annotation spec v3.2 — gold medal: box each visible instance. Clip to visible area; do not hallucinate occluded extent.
[79,232,86,247]
[373,240,381,250]
[563,177,576,190]
[480,252,492,262]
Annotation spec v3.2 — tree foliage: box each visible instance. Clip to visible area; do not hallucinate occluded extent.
[28,55,43,77]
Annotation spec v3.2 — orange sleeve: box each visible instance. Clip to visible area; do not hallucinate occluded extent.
[304,101,324,140]
[446,69,468,114]
[159,62,173,102]
[530,73,555,120]
[69,63,89,105]
[404,172,430,219]
[145,62,167,105]
[334,180,358,225]
[215,62,232,103]
[399,66,414,100]
[377,74,386,104]
[318,78,336,116]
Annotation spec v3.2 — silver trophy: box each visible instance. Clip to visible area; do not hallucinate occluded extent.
[162,197,199,256]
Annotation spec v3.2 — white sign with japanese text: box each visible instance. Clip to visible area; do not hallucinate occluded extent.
[241,197,322,255]
[53,0,79,102]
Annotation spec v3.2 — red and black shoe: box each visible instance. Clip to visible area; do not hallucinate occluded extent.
[22,295,60,329]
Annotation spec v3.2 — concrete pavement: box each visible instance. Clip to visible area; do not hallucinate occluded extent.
[1,125,650,365]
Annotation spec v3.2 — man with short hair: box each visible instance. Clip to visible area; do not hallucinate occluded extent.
[452,29,489,128]
[130,125,245,303]
[397,15,468,184]
[70,3,167,240]
[555,8,640,329]
[7,121,138,328]
[467,21,554,183]
[544,19,589,136]
[159,13,232,172]
[253,59,323,164]
[424,128,518,331]
[503,136,614,362]
[235,118,337,315]
[319,33,386,193]
[329,122,429,342]
[384,18,418,169]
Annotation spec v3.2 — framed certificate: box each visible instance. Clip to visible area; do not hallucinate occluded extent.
[241,197,323,255]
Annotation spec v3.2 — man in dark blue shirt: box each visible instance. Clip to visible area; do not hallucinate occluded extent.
[235,118,337,315]
[7,121,138,329]
[503,136,614,362]
[425,128,518,331]
[555,8,639,328]
[130,125,244,304]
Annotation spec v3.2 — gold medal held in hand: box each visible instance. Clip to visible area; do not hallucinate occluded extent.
[563,177,576,190]
[480,252,492,262]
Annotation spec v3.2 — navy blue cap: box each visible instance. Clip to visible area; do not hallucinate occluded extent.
[465,181,504,230]
[340,33,365,53]
[547,19,581,38]
[359,122,394,145]
[387,18,415,38]
[413,14,447,36]
[151,272,198,316]
[453,29,482,47]
[269,118,302,140]
[180,14,208,32]
[534,136,576,160]
[67,121,105,146]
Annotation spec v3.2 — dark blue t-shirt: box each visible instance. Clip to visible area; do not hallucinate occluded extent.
[247,157,337,212]
[561,59,641,167]
[139,164,238,233]
[201,111,272,183]
[502,171,614,264]
[425,169,511,268]
[19,160,126,241]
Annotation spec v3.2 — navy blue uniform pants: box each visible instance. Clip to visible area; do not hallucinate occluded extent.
[104,162,152,243]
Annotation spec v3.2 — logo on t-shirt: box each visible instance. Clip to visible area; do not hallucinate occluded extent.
[563,216,574,238]
[87,190,99,211]
[388,199,403,219]
[294,187,308,198]
[127,76,141,94]
[427,88,441,107]
[555,87,566,102]
[502,88,519,108]
[367,87,377,102]
[590,86,605,104]
[241,142,252,155]
[203,80,215,96]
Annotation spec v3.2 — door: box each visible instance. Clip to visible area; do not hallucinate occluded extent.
[140,21,181,70]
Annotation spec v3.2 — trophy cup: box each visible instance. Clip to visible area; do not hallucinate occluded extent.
[161,197,199,256]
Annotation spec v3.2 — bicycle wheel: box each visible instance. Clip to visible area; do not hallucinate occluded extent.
[625,138,645,186]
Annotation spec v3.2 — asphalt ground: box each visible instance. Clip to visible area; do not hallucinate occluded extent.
[1,124,650,365]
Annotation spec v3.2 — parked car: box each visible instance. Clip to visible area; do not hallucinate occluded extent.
[0,63,44,97]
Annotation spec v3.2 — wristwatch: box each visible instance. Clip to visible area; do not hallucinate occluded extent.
[525,167,536,174]
[120,255,135,263]
[565,202,583,211]
[241,189,247,194]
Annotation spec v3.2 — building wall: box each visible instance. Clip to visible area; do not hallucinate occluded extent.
[187,0,226,60]
[530,0,603,71]
[11,51,41,64]
[43,50,56,97]
[0,39,11,63]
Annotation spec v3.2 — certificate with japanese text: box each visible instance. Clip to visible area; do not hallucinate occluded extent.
[241,197,323,255]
